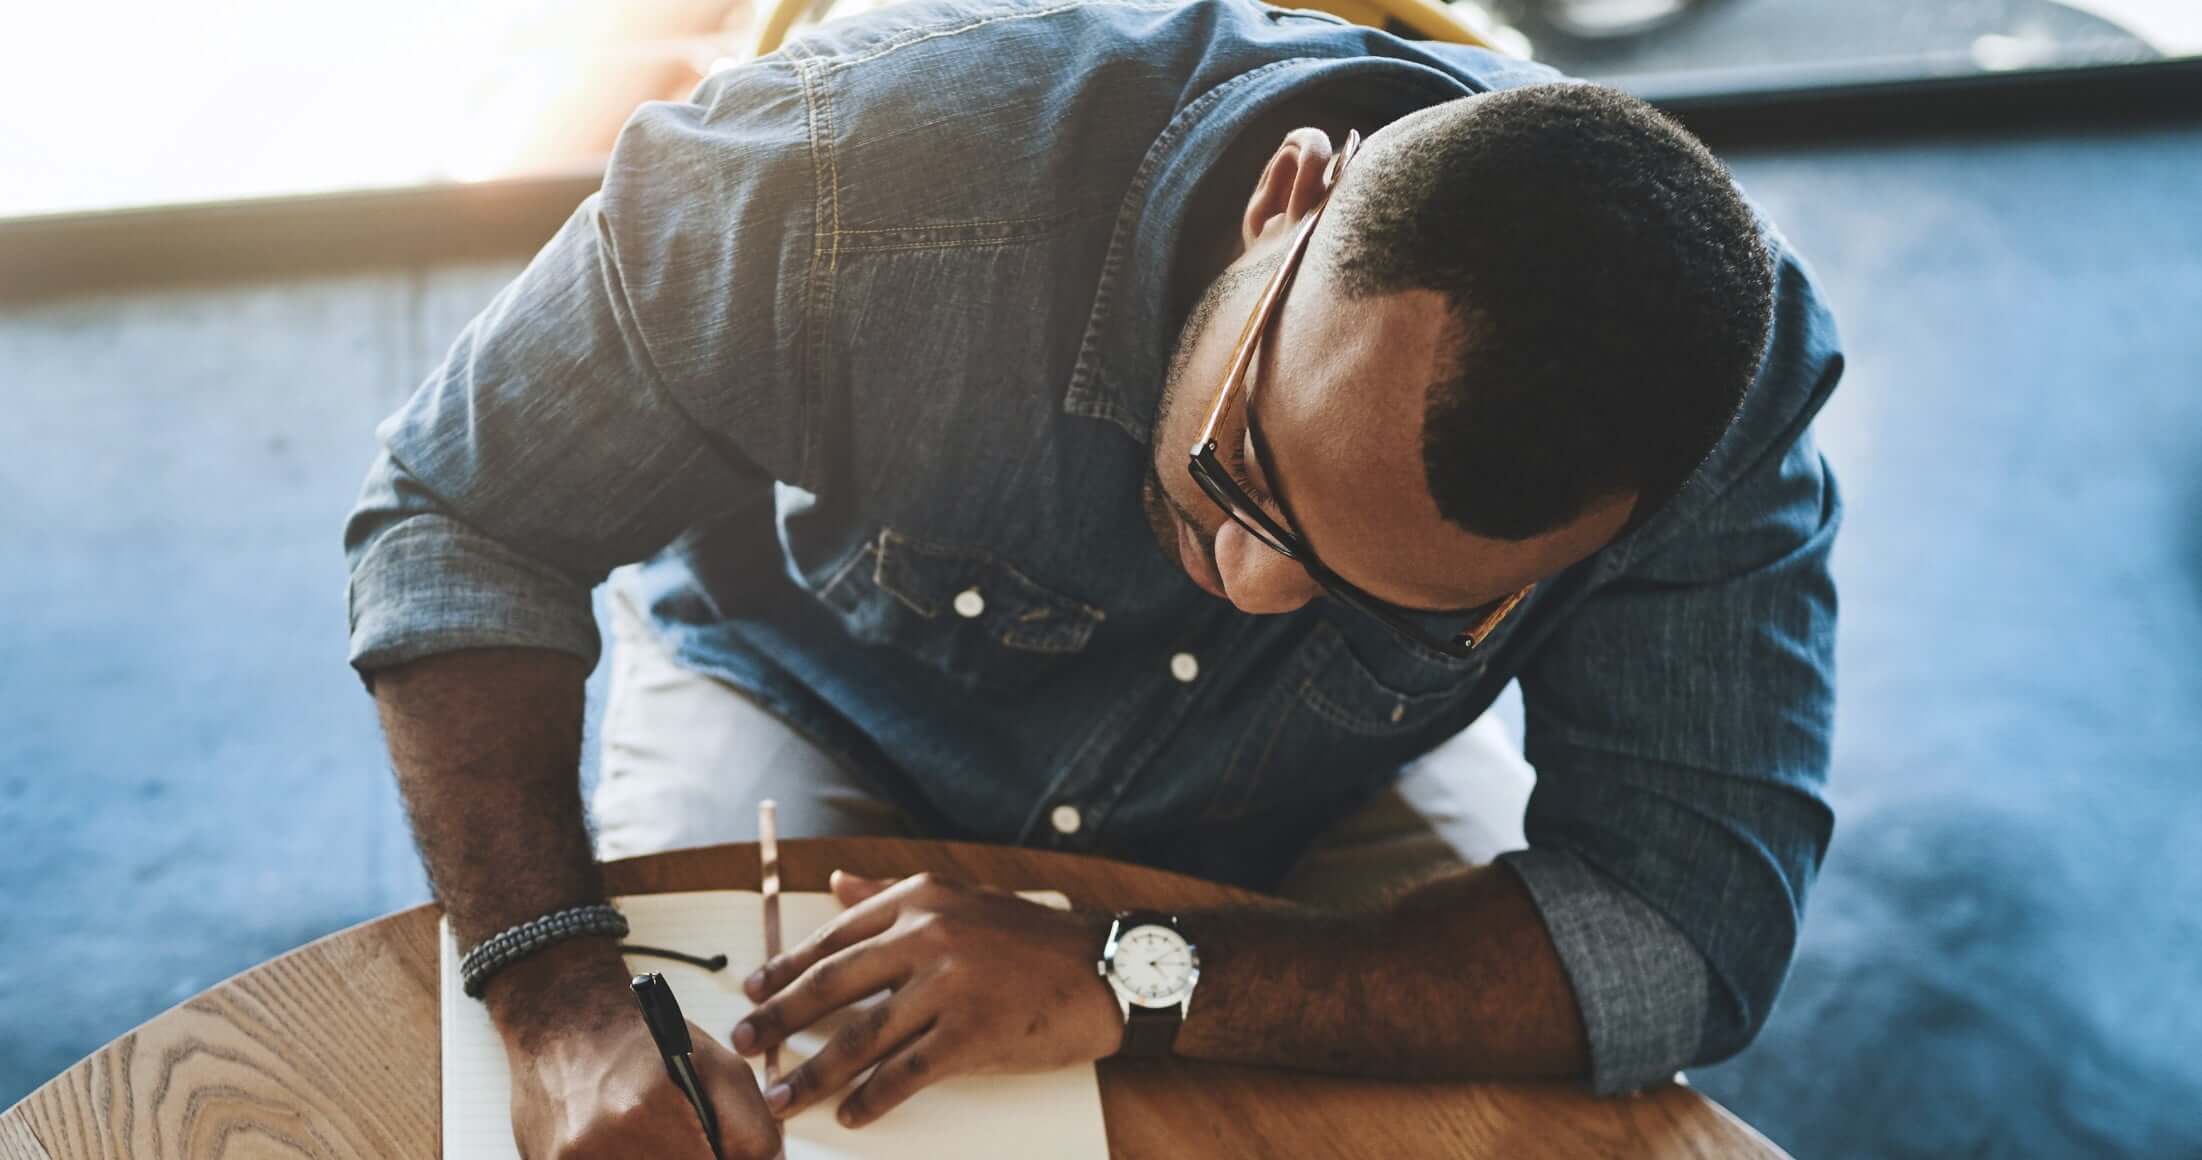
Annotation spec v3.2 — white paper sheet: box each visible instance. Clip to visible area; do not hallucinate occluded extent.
[441,890,1109,1159]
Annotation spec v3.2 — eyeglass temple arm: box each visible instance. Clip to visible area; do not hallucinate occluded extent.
[1458,584,1534,648]
[1190,130,1362,455]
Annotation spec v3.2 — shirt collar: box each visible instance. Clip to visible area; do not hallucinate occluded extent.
[1062,56,1476,445]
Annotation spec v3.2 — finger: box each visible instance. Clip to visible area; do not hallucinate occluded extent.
[836,1028,955,1129]
[746,893,897,1002]
[689,1026,780,1159]
[764,993,934,1118]
[830,868,894,905]
[746,872,945,1000]
[737,939,908,1055]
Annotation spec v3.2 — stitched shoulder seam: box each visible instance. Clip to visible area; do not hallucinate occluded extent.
[787,44,842,485]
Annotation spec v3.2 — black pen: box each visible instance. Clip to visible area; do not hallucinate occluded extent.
[632,972,724,1160]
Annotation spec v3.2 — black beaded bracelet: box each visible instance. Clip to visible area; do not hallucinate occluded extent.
[459,904,630,999]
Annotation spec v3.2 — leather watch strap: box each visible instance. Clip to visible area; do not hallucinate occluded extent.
[1120,1003,1181,1057]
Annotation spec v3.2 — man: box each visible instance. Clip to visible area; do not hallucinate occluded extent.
[347,0,1842,1154]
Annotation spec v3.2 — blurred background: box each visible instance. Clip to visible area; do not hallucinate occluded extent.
[3,1,2199,1156]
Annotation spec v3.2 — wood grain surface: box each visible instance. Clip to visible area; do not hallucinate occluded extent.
[0,1115,54,1160]
[3,838,1787,1159]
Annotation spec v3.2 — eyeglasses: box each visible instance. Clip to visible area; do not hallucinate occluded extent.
[1187,129,1533,658]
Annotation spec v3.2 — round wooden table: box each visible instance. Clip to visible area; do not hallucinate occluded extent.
[1,839,1786,1158]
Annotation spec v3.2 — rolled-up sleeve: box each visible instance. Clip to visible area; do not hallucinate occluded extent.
[344,58,816,676]
[1501,248,1845,1093]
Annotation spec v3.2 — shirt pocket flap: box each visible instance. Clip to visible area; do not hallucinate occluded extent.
[1299,623,1467,736]
[869,530,1105,654]
[811,528,1105,692]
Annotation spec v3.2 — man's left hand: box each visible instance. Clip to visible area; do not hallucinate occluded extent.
[731,870,1123,1127]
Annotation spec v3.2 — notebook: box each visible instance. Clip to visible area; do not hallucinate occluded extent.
[440,890,1111,1159]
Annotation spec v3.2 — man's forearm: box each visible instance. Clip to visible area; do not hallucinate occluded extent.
[1175,863,1589,1080]
[373,646,629,1038]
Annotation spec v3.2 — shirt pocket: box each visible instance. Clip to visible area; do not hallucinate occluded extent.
[1203,621,1476,822]
[811,527,1105,691]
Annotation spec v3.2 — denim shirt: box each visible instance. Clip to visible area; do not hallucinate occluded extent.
[345,0,1843,1093]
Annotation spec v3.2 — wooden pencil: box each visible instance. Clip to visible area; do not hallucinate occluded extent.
[758,798,782,1086]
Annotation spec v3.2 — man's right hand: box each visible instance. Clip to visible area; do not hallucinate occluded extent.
[488,941,780,1159]
[371,650,774,1154]
[507,1014,780,1159]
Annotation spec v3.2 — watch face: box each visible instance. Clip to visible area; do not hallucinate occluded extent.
[1109,923,1197,1007]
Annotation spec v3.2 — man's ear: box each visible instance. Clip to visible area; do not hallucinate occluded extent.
[1241,128,1336,251]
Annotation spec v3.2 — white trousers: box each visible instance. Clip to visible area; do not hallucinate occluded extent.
[592,585,1534,908]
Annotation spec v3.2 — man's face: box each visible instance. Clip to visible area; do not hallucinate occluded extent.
[1143,207,1635,618]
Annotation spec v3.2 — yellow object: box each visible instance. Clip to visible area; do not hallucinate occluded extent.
[1292,0,1493,45]
[754,0,816,57]
[756,0,1493,57]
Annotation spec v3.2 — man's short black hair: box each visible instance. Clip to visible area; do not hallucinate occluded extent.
[1328,83,1774,541]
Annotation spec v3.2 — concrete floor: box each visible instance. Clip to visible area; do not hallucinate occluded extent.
[1691,125,2202,1157]
[1520,0,2161,79]
[4,101,2200,1160]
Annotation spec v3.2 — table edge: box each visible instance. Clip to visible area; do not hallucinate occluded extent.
[1,838,1785,1160]
[1,838,1260,1122]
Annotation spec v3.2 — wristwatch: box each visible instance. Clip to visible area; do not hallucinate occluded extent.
[1097,911,1200,1057]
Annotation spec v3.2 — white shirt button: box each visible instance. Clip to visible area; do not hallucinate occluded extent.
[1169,651,1200,683]
[1050,804,1083,835]
[953,587,986,618]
